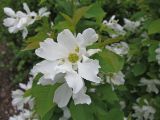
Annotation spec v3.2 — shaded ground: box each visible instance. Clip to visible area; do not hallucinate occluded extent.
[0,43,16,120]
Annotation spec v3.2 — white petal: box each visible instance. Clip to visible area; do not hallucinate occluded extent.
[22,28,28,39]
[57,29,78,52]
[16,11,27,17]
[4,7,16,17]
[53,83,72,108]
[35,38,68,61]
[39,7,47,15]
[87,49,101,57]
[65,72,84,94]
[59,107,71,120]
[38,7,50,17]
[81,28,98,46]
[3,18,17,27]
[78,59,101,83]
[31,60,59,80]
[23,3,31,13]
[73,87,91,105]
[8,26,18,33]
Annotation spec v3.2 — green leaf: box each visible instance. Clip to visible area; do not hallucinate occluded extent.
[148,19,160,34]
[106,108,124,120]
[132,63,147,76]
[148,42,159,62]
[96,85,119,104]
[31,84,60,119]
[23,19,52,51]
[92,49,124,73]
[70,103,94,120]
[84,3,106,23]
[72,6,91,26]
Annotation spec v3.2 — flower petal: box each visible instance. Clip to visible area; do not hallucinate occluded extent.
[65,72,84,94]
[53,83,72,108]
[23,3,31,14]
[78,59,101,83]
[80,28,98,46]
[57,29,77,52]
[73,87,91,105]
[22,27,28,39]
[35,38,68,61]
[31,60,59,80]
[3,18,17,27]
[4,7,16,17]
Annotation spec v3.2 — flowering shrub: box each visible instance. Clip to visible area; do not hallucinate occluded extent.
[2,0,160,120]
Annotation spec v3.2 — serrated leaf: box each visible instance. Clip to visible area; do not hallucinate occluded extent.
[148,19,160,34]
[31,84,60,119]
[92,49,124,73]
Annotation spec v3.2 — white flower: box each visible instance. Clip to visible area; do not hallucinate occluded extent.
[132,102,156,120]
[32,28,101,94]
[139,78,160,94]
[155,45,160,65]
[53,83,91,108]
[124,18,140,32]
[3,3,50,39]
[106,71,125,86]
[106,42,129,56]
[59,107,71,120]
[11,79,34,110]
[9,109,38,120]
[103,15,126,38]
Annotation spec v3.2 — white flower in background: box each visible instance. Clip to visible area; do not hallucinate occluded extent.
[59,107,71,120]
[155,45,160,65]
[124,18,140,32]
[106,42,129,56]
[106,71,125,87]
[12,79,34,110]
[53,83,91,108]
[3,3,50,39]
[132,99,156,120]
[32,28,101,94]
[103,15,126,38]
[9,109,38,120]
[139,78,160,94]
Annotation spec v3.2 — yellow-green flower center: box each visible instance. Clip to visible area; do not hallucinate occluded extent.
[75,47,79,52]
[68,53,79,63]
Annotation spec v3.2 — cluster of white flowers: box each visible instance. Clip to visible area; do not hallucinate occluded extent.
[132,99,156,120]
[9,78,38,120]
[3,3,50,39]
[105,41,129,56]
[155,44,160,65]
[31,28,101,108]
[103,15,140,38]
[139,78,160,94]
[106,71,125,90]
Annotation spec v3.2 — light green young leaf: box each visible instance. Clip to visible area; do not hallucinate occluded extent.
[84,3,106,23]
[148,19,160,35]
[72,6,91,26]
